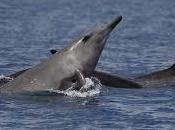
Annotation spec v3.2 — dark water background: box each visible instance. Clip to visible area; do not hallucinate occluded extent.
[0,0,175,129]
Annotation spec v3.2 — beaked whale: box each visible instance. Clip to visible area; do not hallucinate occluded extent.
[0,16,123,93]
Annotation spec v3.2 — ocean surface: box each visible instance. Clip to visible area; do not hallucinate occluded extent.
[0,0,175,129]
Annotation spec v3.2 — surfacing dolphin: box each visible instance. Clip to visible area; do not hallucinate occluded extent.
[0,16,123,93]
[89,63,175,88]
[0,47,143,89]
[5,59,175,88]
[1,51,141,89]
[134,63,175,87]
[88,63,175,88]
[49,49,142,88]
[43,48,175,88]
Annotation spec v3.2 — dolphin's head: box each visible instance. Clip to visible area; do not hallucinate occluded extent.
[61,16,122,76]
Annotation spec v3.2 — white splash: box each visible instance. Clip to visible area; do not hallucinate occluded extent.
[0,74,13,81]
[49,77,102,98]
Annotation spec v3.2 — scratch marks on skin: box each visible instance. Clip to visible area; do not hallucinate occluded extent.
[30,78,37,84]
[69,39,82,51]
[29,78,45,87]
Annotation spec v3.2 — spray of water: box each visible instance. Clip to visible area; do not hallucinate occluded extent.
[0,74,13,85]
[49,77,102,98]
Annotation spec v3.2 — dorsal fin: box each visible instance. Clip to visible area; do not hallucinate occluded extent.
[170,63,175,69]
[50,49,58,54]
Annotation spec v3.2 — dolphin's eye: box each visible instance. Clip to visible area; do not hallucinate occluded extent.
[82,34,92,43]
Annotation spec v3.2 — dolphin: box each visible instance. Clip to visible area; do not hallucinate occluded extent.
[0,16,123,93]
[5,49,174,88]
[89,63,175,88]
[43,51,175,88]
[134,63,175,87]
[84,63,175,88]
[49,49,142,88]
[3,47,174,88]
[1,63,141,89]
[8,63,175,88]
[0,49,142,89]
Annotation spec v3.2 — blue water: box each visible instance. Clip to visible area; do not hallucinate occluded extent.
[0,0,175,129]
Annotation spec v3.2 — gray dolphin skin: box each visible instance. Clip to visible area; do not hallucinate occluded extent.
[2,48,175,89]
[49,49,142,88]
[1,66,142,88]
[49,49,141,88]
[92,63,175,88]
[5,48,175,88]
[134,64,175,87]
[2,15,173,89]
[93,70,142,88]
[50,48,175,88]
[0,16,122,93]
[4,62,175,88]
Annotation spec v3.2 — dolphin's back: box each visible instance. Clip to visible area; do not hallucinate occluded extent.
[93,70,142,88]
[134,64,175,87]
[0,55,63,92]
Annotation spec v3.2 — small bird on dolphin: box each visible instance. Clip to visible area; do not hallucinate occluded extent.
[0,16,123,93]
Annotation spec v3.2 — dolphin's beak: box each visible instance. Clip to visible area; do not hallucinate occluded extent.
[104,16,122,34]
